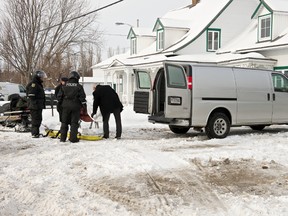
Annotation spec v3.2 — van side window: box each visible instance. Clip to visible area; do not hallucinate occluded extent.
[272,73,288,92]
[137,71,151,89]
[166,65,186,89]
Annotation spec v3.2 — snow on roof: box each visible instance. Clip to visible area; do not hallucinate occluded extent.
[218,19,288,54]
[157,18,191,29]
[158,0,231,52]
[132,27,155,37]
[91,52,130,69]
[263,0,288,13]
[101,52,273,70]
[81,76,103,83]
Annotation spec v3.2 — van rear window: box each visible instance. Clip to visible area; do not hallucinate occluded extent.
[166,65,186,89]
[137,71,151,89]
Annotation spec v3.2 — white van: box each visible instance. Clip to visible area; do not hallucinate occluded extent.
[133,62,288,139]
[0,82,27,101]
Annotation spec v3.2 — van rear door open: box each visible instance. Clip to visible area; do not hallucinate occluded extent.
[164,63,191,119]
[133,70,151,114]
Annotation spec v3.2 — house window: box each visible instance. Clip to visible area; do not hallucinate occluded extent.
[157,29,164,51]
[207,29,221,52]
[258,14,271,41]
[131,37,137,55]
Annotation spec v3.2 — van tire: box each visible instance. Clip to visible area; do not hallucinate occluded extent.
[250,125,265,131]
[169,125,190,134]
[205,113,230,139]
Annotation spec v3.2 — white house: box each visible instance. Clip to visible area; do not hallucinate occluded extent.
[92,0,288,104]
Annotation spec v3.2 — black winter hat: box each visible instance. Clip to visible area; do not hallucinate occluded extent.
[61,77,68,82]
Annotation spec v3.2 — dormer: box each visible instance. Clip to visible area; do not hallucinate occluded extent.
[152,18,190,51]
[252,0,288,42]
[127,27,155,56]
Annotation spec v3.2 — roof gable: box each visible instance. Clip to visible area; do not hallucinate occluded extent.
[251,1,272,19]
[252,0,288,18]
[127,28,136,39]
[152,18,164,31]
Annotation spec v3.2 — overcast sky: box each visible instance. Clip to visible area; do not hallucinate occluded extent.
[91,0,190,59]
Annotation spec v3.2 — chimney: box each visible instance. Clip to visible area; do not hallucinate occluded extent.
[192,0,199,6]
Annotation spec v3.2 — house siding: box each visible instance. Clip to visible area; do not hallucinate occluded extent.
[261,49,288,67]
[177,0,258,55]
[273,13,288,39]
[137,37,155,53]
[164,28,188,49]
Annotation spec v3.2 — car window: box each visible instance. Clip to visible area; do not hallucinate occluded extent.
[137,71,151,89]
[272,73,288,92]
[19,85,26,93]
[166,65,186,89]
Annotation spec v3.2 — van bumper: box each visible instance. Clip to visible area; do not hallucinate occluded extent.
[148,115,190,126]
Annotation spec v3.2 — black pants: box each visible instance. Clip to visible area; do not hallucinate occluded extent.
[102,108,122,138]
[60,107,80,142]
[30,109,43,136]
[56,102,63,122]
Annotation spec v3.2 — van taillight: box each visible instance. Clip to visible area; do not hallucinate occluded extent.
[187,76,192,89]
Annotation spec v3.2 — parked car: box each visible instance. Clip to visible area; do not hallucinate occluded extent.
[0,82,27,101]
[0,93,4,101]
[45,93,58,107]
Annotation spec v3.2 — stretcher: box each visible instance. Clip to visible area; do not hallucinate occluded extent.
[44,129,102,141]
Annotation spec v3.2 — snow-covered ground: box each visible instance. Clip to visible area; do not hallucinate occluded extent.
[1,100,288,215]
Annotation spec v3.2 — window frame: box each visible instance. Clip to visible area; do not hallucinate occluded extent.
[130,37,137,55]
[157,29,164,51]
[206,28,221,52]
[258,14,272,42]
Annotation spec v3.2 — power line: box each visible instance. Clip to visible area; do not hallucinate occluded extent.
[40,0,124,32]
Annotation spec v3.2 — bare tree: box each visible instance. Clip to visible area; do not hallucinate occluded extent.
[0,0,102,84]
[107,47,114,58]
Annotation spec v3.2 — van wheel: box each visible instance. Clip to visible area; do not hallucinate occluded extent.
[169,125,190,134]
[205,113,230,139]
[250,125,265,131]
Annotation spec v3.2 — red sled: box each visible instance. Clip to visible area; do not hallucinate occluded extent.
[80,107,94,122]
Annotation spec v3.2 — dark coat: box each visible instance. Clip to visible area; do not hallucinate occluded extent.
[58,78,86,110]
[92,85,123,115]
[54,84,62,99]
[26,76,46,110]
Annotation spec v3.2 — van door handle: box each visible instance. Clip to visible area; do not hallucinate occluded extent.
[267,93,270,101]
[273,93,276,101]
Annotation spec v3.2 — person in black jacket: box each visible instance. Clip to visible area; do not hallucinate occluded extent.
[57,71,86,143]
[54,77,68,122]
[26,70,47,138]
[91,84,123,139]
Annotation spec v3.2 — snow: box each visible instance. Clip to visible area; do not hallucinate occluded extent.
[263,0,288,12]
[1,98,288,215]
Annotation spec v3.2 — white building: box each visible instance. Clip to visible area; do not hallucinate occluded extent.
[92,0,288,104]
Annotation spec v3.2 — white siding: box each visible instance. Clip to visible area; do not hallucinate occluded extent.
[258,6,270,16]
[177,0,259,55]
[273,13,288,39]
[137,37,155,53]
[164,28,188,48]
[261,49,288,67]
